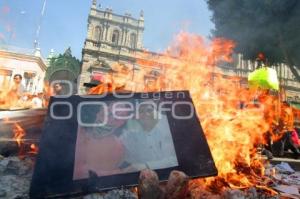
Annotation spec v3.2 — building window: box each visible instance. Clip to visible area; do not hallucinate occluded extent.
[24,72,36,91]
[144,77,157,91]
[130,33,137,49]
[93,42,100,47]
[149,69,160,77]
[94,26,102,41]
[112,30,119,45]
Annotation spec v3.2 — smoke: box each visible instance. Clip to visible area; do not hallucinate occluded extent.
[206,0,300,74]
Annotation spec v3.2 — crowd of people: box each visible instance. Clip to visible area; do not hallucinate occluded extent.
[0,74,64,109]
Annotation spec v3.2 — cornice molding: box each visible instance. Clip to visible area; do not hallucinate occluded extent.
[0,50,47,71]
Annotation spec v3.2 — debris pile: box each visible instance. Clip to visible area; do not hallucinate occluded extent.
[0,155,33,199]
[1,153,300,198]
[267,162,300,198]
[0,155,137,199]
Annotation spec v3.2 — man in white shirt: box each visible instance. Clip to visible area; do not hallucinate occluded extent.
[9,74,26,99]
[31,92,44,108]
[120,103,178,171]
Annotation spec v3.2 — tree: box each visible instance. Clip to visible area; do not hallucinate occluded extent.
[45,47,81,81]
[207,0,300,81]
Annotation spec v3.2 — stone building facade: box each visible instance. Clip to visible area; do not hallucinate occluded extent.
[79,0,299,104]
[0,46,46,94]
[219,54,300,102]
[79,0,146,93]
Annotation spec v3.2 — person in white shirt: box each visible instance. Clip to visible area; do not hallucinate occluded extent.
[9,74,26,99]
[31,92,44,108]
[119,102,178,171]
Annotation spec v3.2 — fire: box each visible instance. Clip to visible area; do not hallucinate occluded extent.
[0,86,31,109]
[257,52,266,61]
[29,144,39,154]
[90,32,283,193]
[88,83,114,95]
[13,123,26,147]
[89,33,275,179]
[88,32,287,195]
[0,81,49,110]
[135,32,269,177]
[11,122,39,155]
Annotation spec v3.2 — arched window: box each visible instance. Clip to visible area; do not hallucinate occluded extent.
[130,33,137,49]
[94,26,102,41]
[112,30,119,45]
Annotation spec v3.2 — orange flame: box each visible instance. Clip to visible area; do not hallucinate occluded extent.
[29,144,39,154]
[120,32,280,190]
[12,123,39,155]
[90,33,276,180]
[91,32,284,194]
[0,81,49,110]
[13,123,26,147]
[0,85,30,109]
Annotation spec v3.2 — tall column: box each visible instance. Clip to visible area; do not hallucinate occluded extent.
[121,26,125,46]
[87,23,93,40]
[137,10,144,49]
[92,0,97,8]
[104,23,110,42]
[102,23,107,42]
[124,28,128,47]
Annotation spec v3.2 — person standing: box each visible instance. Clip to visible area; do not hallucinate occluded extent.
[277,102,300,158]
[9,74,26,99]
[30,92,44,108]
[53,82,63,95]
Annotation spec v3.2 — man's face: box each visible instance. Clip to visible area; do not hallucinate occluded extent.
[54,84,62,92]
[14,76,22,84]
[137,104,158,131]
[138,104,155,120]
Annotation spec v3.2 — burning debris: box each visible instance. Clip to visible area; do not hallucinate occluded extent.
[13,123,25,147]
[0,31,299,198]
[1,153,300,198]
[114,32,300,197]
[0,109,46,157]
[30,91,218,198]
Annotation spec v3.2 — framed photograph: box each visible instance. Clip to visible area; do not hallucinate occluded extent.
[30,91,217,198]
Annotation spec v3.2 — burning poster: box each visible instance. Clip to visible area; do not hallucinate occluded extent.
[30,91,217,198]
[73,100,179,179]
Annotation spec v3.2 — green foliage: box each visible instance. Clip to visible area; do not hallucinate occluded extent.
[45,47,81,81]
[207,0,300,81]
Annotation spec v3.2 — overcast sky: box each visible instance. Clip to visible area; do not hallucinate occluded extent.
[0,0,213,59]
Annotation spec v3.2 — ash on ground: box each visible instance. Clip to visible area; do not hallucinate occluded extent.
[0,155,137,199]
[1,154,300,199]
[0,155,33,199]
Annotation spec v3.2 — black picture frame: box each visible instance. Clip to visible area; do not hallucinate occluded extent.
[30,91,217,198]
